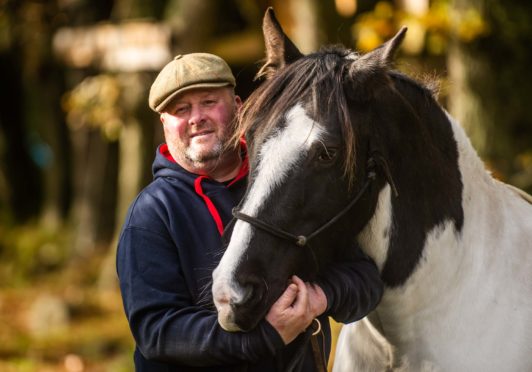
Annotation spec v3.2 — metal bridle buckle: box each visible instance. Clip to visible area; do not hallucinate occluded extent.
[311,318,322,336]
[296,235,307,247]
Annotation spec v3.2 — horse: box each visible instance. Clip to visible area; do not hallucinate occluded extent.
[212,8,532,371]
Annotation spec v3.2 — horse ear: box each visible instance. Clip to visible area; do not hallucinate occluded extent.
[257,7,303,79]
[361,27,407,68]
[347,27,407,100]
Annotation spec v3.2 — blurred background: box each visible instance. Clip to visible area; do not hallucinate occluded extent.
[0,0,530,370]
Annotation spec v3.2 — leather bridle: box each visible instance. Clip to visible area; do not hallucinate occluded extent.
[232,156,384,248]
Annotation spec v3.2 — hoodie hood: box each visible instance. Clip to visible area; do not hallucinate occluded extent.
[151,143,248,235]
[152,143,193,181]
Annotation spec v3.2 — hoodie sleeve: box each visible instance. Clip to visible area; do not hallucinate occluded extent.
[316,244,384,324]
[116,195,285,366]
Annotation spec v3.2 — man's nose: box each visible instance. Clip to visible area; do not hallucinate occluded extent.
[188,105,206,125]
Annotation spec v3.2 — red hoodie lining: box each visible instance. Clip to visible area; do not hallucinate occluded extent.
[227,155,249,187]
[160,143,175,162]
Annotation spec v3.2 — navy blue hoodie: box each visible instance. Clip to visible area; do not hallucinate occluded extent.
[117,144,383,371]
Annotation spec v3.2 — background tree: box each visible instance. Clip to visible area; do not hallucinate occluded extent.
[447,0,532,192]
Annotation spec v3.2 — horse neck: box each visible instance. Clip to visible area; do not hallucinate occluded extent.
[359,106,521,290]
[445,112,528,259]
[446,112,504,207]
[447,113,494,192]
[361,94,465,287]
[356,101,532,368]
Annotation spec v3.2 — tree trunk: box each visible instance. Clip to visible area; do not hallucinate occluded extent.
[172,0,218,53]
[447,0,532,192]
[69,126,119,255]
[0,50,43,223]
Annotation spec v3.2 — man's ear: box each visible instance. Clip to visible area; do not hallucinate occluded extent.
[234,95,243,112]
[257,7,303,80]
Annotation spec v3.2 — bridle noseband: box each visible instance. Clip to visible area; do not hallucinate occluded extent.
[232,155,387,248]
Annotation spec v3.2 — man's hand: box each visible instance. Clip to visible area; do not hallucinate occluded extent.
[265,275,328,344]
[306,282,327,317]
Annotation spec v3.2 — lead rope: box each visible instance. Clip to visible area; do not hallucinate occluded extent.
[285,319,326,372]
[309,319,327,372]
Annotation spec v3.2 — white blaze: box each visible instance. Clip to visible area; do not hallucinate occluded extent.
[212,104,324,326]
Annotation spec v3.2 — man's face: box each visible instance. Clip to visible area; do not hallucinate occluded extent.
[160,87,241,170]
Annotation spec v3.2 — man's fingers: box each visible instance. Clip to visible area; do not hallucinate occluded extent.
[266,275,317,345]
[291,275,306,289]
[274,283,298,309]
[306,282,328,317]
[291,276,309,312]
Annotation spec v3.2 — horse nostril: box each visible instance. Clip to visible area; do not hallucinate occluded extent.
[233,276,266,308]
[238,285,254,304]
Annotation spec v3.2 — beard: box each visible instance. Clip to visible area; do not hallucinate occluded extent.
[184,139,224,164]
[168,123,235,169]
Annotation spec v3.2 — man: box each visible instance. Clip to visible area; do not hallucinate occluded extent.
[117,53,383,371]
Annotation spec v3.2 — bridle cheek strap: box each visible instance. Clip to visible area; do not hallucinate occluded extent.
[232,160,377,248]
[232,209,307,246]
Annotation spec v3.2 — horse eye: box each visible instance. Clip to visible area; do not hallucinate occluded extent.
[317,148,337,162]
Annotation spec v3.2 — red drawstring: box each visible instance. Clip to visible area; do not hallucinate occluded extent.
[193,154,248,236]
[194,176,225,236]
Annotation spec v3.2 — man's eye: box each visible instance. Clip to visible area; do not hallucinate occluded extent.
[175,106,188,114]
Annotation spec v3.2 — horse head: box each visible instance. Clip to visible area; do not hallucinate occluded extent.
[212,8,463,332]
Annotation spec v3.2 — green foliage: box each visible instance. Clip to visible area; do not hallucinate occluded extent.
[62,74,124,142]
[352,0,489,54]
[0,223,71,286]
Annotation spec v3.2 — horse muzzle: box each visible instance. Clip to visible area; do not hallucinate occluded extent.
[213,291,261,332]
[212,268,270,332]
[215,300,241,332]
